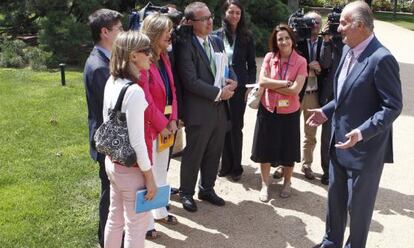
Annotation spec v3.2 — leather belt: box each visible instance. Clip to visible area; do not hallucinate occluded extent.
[305,90,318,94]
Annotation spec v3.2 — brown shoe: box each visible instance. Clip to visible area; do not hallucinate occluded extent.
[301,166,315,180]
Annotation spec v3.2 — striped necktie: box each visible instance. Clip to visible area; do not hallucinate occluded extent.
[203,39,216,76]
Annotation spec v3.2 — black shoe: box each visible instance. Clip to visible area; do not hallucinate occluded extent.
[321,176,329,185]
[217,171,228,177]
[312,243,330,248]
[198,191,225,206]
[170,187,179,195]
[180,195,197,212]
[230,174,242,182]
[171,150,183,158]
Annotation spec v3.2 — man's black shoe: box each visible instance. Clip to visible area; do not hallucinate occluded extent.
[170,187,179,195]
[180,195,197,212]
[321,175,329,185]
[312,243,330,248]
[217,171,228,177]
[198,191,225,206]
[231,174,242,182]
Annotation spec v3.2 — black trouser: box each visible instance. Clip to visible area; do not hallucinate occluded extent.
[220,87,247,177]
[97,158,110,248]
[180,103,227,196]
[320,118,332,178]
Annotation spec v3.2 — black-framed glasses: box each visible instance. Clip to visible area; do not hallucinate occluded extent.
[192,15,214,22]
[137,47,151,56]
[109,25,124,32]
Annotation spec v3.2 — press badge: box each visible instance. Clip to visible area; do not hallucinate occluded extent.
[278,99,290,108]
[164,105,172,115]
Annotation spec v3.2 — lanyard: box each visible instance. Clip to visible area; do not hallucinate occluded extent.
[157,59,171,104]
[277,53,291,80]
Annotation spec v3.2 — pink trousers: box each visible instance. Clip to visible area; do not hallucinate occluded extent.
[104,157,150,248]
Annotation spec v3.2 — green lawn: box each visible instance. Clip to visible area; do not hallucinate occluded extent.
[0,68,99,247]
[374,12,414,31]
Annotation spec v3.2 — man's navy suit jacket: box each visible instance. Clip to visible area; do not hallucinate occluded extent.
[322,36,403,170]
[83,47,110,162]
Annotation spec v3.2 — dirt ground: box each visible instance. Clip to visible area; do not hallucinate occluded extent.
[145,20,414,248]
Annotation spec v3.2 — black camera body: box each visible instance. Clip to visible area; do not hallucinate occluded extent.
[128,2,183,30]
[127,2,192,45]
[325,7,342,38]
[288,9,316,41]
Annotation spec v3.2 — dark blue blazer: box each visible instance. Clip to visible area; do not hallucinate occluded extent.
[213,28,257,87]
[83,47,110,162]
[322,36,403,170]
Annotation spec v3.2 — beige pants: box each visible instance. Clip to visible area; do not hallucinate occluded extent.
[301,91,320,168]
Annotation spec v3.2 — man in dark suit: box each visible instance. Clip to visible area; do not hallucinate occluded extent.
[83,9,123,247]
[296,11,332,181]
[175,2,237,212]
[307,1,403,247]
[318,35,344,185]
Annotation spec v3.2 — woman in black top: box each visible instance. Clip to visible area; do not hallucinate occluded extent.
[213,0,257,181]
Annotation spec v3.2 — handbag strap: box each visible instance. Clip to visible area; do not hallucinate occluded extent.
[113,81,134,112]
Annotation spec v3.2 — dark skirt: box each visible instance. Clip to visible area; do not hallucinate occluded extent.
[250,104,300,166]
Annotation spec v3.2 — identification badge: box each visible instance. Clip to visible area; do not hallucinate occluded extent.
[164,105,172,115]
[278,99,290,108]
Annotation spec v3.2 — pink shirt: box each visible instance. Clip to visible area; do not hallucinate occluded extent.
[260,50,308,114]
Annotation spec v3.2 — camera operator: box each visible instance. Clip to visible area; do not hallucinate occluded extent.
[318,19,344,185]
[295,11,333,181]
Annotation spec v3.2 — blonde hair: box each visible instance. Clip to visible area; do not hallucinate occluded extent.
[110,31,150,81]
[140,13,173,61]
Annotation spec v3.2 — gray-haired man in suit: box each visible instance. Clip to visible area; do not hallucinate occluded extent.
[83,9,123,247]
[307,1,403,247]
[175,2,237,212]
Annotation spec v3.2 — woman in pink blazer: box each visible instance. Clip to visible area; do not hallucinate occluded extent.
[140,13,178,238]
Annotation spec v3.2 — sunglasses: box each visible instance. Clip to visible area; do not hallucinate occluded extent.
[137,47,151,56]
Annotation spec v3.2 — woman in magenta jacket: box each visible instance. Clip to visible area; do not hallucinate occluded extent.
[140,13,178,238]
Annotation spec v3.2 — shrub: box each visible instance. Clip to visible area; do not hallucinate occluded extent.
[372,0,393,11]
[0,38,27,68]
[25,47,53,71]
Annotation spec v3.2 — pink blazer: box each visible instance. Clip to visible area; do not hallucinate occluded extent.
[260,50,308,114]
[140,53,178,140]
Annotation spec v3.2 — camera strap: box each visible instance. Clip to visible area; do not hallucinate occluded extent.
[308,39,318,61]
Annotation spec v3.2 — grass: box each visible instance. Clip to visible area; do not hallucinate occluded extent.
[0,68,99,247]
[374,12,414,31]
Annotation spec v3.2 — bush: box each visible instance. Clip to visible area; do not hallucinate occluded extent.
[25,47,53,71]
[372,0,393,11]
[0,38,27,68]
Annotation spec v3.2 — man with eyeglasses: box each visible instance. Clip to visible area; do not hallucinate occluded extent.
[175,2,237,212]
[83,8,123,247]
[290,11,333,183]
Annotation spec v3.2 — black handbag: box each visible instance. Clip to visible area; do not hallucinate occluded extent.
[94,81,137,167]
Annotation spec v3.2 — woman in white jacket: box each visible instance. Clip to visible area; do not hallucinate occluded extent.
[103,31,156,248]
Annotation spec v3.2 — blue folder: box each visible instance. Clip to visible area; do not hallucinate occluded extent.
[135,184,170,213]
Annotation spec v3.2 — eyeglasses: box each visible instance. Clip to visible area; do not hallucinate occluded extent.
[137,47,151,56]
[192,15,214,22]
[109,25,124,32]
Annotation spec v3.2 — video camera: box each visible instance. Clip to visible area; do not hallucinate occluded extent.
[321,7,342,38]
[127,2,192,45]
[288,9,316,41]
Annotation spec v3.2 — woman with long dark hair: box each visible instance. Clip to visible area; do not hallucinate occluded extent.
[213,0,257,181]
[251,24,307,200]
